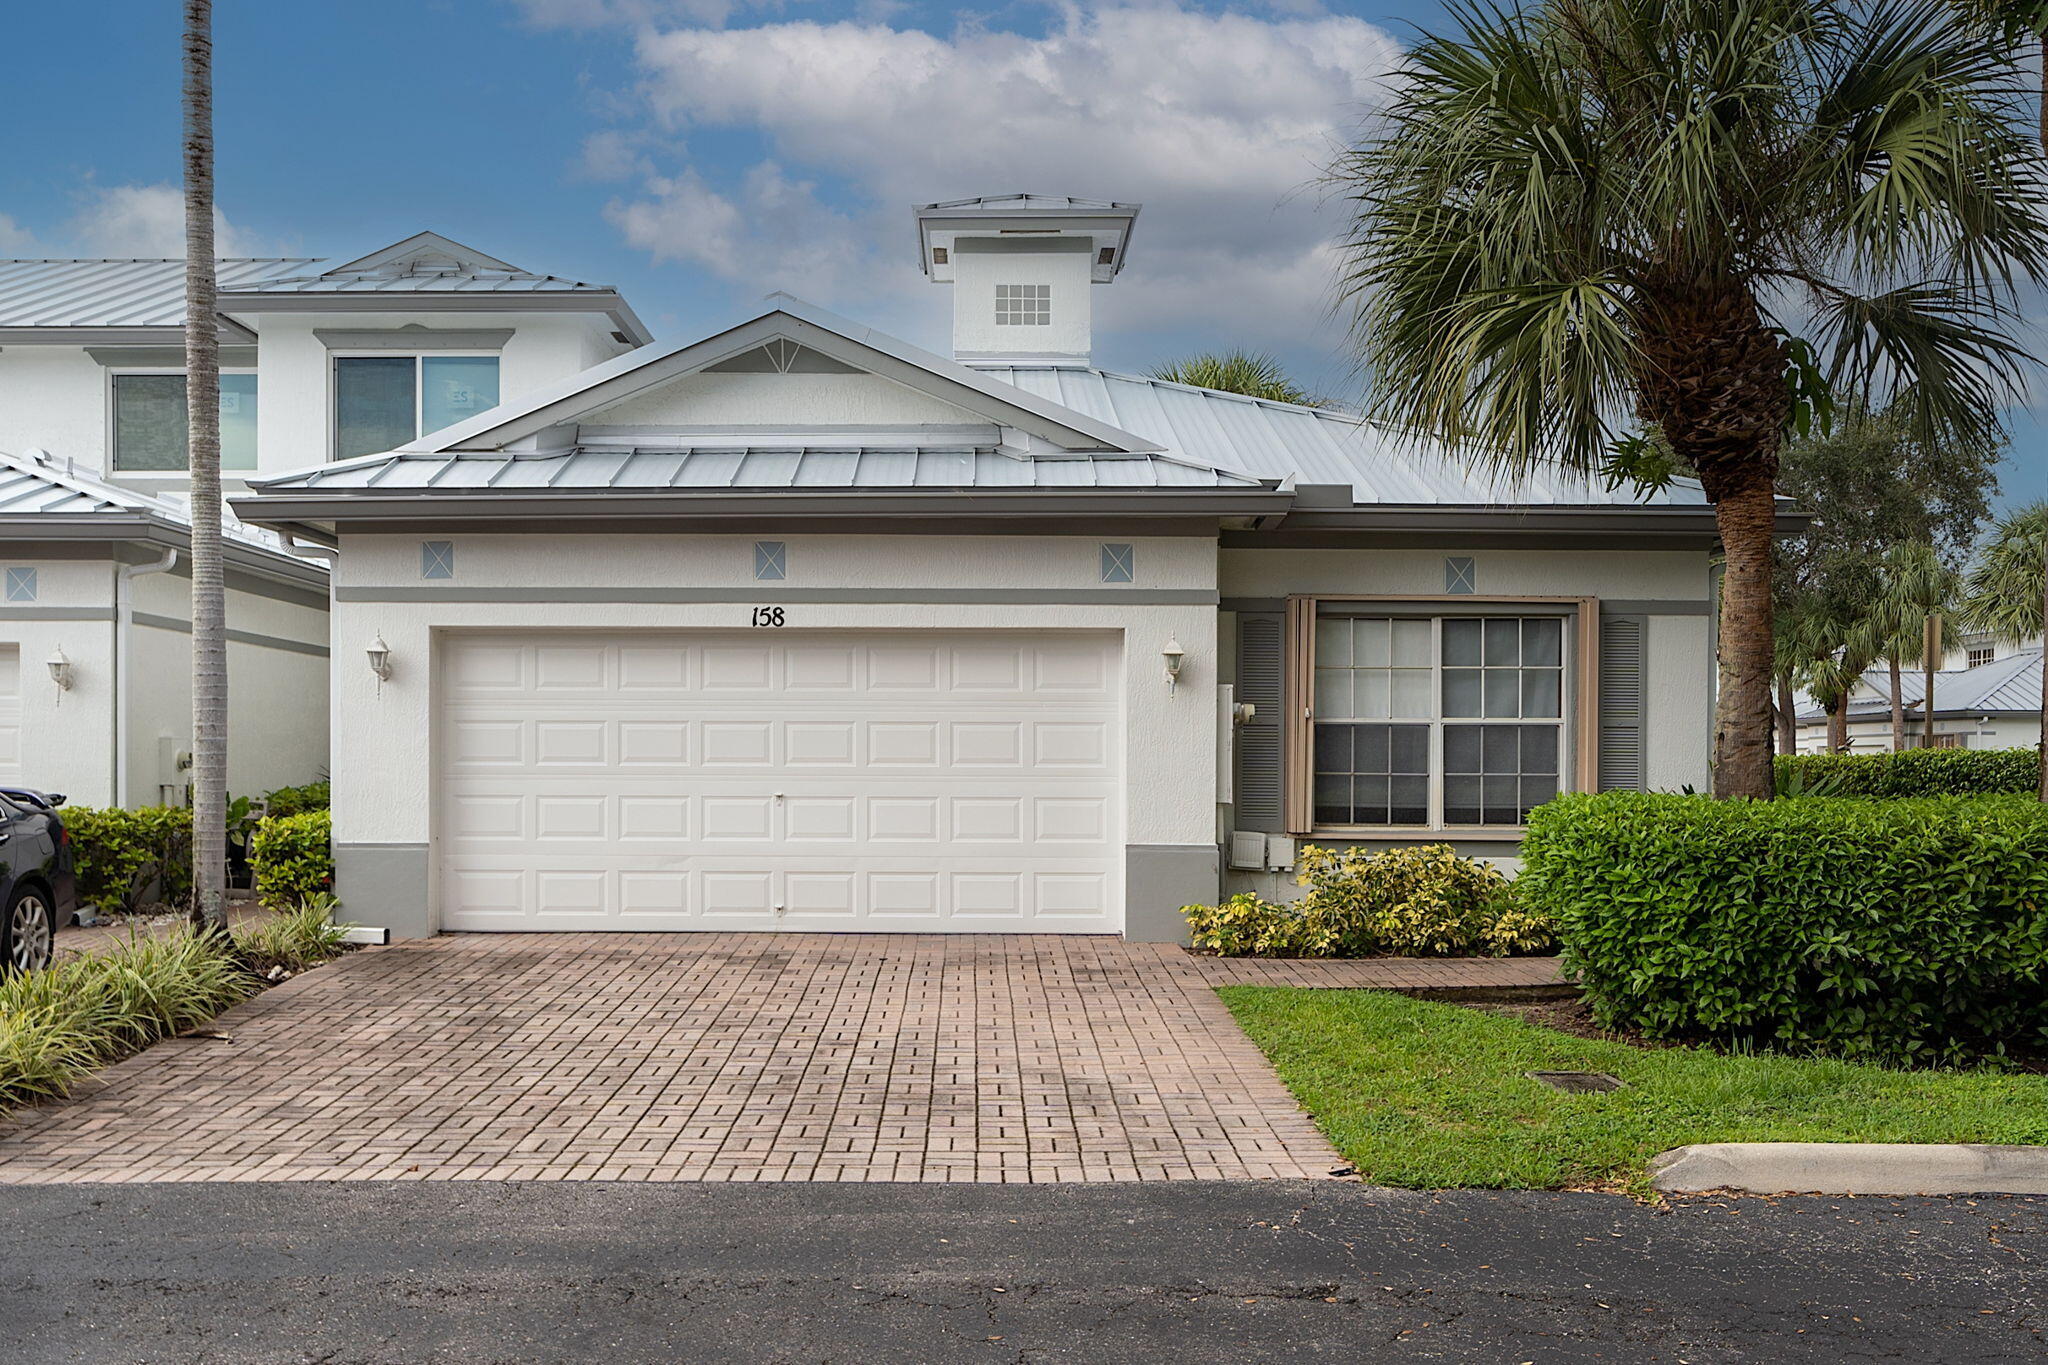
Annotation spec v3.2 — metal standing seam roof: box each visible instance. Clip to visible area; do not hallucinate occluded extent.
[971,365,1712,508]
[257,444,1269,493]
[1803,648,2046,720]
[915,194,1140,214]
[0,447,317,564]
[0,257,630,328]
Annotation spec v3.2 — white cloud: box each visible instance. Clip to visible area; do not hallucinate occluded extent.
[596,4,1403,351]
[64,184,257,257]
[0,214,39,255]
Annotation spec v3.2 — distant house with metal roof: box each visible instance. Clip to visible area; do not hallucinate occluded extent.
[0,230,651,809]
[1794,647,2044,754]
[229,194,1733,946]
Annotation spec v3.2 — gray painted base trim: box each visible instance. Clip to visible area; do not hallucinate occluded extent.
[132,611,330,657]
[337,586,1219,606]
[335,843,431,940]
[1124,844,1218,944]
[0,605,115,621]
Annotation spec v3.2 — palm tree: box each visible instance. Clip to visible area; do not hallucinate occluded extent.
[183,0,227,933]
[1964,502,2048,797]
[1863,542,1962,749]
[1147,351,1324,406]
[1332,0,2048,798]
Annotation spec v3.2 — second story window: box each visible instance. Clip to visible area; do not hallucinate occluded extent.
[334,355,500,461]
[994,283,1051,326]
[111,372,258,473]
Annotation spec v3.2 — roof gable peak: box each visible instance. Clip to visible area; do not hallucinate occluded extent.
[320,231,524,278]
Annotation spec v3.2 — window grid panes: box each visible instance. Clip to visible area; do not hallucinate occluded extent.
[111,372,258,472]
[333,354,500,461]
[994,283,1051,326]
[1311,614,1566,829]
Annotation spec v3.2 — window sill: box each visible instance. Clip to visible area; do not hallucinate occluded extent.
[1306,825,1528,840]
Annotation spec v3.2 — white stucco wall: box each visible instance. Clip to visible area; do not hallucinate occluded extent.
[0,558,118,804]
[0,348,109,468]
[1795,715,2040,755]
[585,372,982,428]
[327,533,1220,918]
[0,311,622,485]
[951,246,1094,361]
[1219,546,1712,600]
[127,566,331,802]
[249,311,621,474]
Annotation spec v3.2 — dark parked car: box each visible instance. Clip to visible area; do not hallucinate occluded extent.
[0,789,76,973]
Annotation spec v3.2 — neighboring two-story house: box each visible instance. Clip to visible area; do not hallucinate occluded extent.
[0,233,648,806]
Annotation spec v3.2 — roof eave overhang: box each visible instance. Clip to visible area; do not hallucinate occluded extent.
[217,290,653,346]
[1222,503,1757,550]
[0,322,252,345]
[231,487,1291,526]
[0,513,329,585]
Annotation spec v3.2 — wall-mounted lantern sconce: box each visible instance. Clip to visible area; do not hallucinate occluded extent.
[46,646,73,702]
[367,634,393,686]
[1162,637,1186,692]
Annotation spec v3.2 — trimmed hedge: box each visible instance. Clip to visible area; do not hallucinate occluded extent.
[60,806,195,914]
[1520,792,2048,1062]
[1774,747,2039,797]
[249,811,334,909]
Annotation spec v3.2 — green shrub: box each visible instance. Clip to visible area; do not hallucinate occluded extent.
[261,780,330,818]
[1520,792,2048,1062]
[1774,747,2039,797]
[249,811,334,909]
[60,806,195,914]
[0,906,352,1113]
[1182,843,1552,958]
[236,894,352,973]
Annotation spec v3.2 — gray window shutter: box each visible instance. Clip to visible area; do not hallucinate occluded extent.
[1598,614,1647,791]
[1235,613,1285,831]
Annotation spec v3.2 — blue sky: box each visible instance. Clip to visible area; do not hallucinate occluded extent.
[4,0,2042,506]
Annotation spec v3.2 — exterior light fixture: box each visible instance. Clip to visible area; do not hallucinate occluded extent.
[46,646,73,696]
[1162,638,1186,692]
[366,635,393,684]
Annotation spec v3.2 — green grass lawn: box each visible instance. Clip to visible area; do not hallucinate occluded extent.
[1220,988,2048,1193]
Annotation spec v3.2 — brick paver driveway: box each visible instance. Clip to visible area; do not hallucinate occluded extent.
[0,935,1557,1185]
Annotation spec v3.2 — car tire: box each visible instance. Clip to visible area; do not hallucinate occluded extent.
[3,884,55,974]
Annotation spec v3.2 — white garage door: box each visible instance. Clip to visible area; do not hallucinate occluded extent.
[437,630,1123,932]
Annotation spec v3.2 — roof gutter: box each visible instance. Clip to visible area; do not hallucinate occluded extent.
[0,514,330,587]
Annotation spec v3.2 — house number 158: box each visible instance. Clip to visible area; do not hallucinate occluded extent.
[751,606,786,627]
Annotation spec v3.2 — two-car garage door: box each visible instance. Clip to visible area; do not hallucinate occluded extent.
[436,631,1123,932]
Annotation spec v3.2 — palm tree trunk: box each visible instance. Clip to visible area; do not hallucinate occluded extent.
[1887,656,1904,752]
[1776,676,1796,756]
[1826,699,1848,752]
[184,0,226,934]
[1922,615,1939,751]
[1711,482,1776,798]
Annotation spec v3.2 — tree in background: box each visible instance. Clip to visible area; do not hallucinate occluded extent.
[1332,0,2047,798]
[183,0,227,933]
[1865,543,1964,749]
[1965,503,2048,797]
[1147,351,1325,406]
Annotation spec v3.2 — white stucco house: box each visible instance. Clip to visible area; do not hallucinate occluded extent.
[0,232,647,806]
[234,196,1733,942]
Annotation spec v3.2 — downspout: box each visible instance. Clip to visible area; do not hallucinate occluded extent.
[115,546,180,807]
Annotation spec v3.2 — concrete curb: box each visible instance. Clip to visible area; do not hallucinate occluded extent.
[1650,1142,2048,1196]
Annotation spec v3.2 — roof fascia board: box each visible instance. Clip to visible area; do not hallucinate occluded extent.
[405,307,1162,456]
[219,291,652,349]
[0,514,329,586]
[230,488,1291,524]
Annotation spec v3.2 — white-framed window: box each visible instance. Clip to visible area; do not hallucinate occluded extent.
[1302,611,1571,830]
[994,283,1051,326]
[1966,644,1996,668]
[109,370,259,472]
[333,354,500,461]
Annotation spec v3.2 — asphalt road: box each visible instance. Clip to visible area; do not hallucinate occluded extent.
[1,1181,2038,1363]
